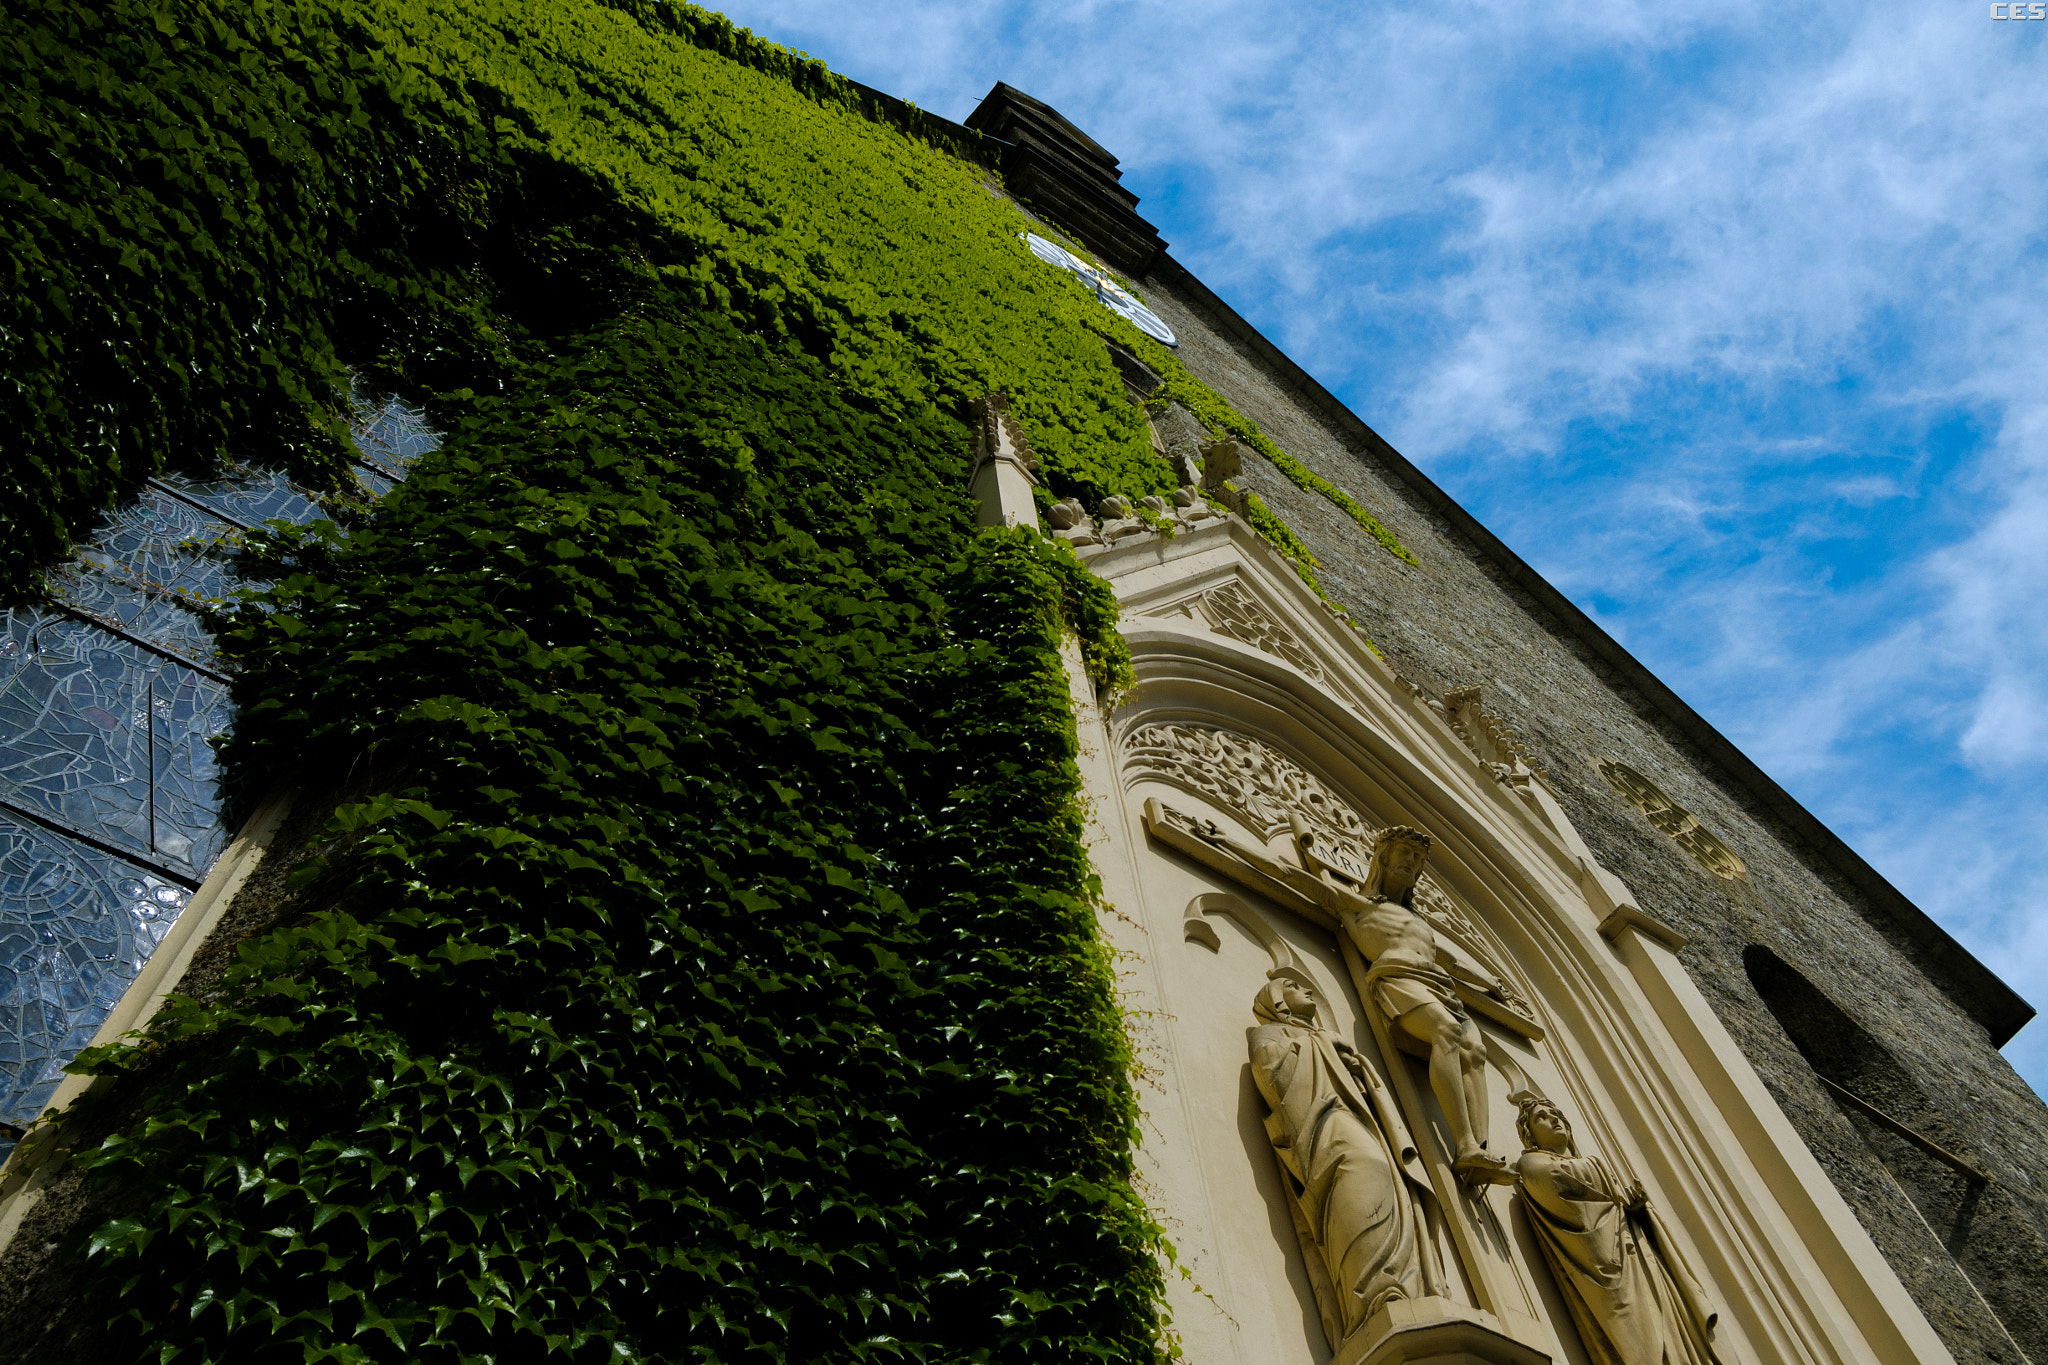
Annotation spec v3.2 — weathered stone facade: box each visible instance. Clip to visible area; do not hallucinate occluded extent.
[1137,262,2048,1365]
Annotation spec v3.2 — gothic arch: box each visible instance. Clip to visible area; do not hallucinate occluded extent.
[1055,513,1958,1365]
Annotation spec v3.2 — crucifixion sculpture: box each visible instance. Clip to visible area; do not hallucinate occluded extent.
[1149,798,1514,1184]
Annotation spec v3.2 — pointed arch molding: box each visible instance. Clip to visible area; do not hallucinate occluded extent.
[1076,515,1949,1365]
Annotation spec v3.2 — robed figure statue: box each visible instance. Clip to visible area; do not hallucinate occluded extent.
[1475,1094,1720,1365]
[1248,971,1439,1351]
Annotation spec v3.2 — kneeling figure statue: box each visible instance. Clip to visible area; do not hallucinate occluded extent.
[1471,1094,1720,1365]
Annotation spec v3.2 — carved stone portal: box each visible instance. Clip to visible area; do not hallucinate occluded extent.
[1134,709,1698,1363]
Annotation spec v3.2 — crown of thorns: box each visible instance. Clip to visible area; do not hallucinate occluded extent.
[1373,825,1433,857]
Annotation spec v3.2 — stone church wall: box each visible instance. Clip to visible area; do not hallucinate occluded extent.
[1134,262,2048,1365]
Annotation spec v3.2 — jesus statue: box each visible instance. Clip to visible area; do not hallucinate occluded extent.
[1192,820,1510,1182]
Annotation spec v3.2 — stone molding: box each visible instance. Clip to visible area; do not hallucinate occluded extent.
[1075,486,1228,557]
[1335,1298,1551,1365]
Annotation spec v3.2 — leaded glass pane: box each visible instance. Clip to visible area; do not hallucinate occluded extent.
[154,465,328,530]
[0,812,190,1127]
[42,564,225,673]
[353,392,437,475]
[0,613,155,859]
[351,464,400,499]
[149,663,231,873]
[71,485,241,608]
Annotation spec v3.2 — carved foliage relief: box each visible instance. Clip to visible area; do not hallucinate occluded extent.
[1124,722,1365,845]
[1598,759,1745,881]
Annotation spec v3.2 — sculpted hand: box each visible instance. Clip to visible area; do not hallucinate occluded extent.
[1456,1153,1519,1187]
[1625,1178,1649,1211]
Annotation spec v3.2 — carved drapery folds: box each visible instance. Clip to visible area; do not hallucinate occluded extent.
[1249,973,1436,1352]
[1475,1095,1721,1365]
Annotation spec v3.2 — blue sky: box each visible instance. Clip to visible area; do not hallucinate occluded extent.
[706,1,2048,1091]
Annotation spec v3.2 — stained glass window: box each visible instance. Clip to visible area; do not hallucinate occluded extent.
[0,813,190,1123]
[0,391,435,1145]
[152,466,326,531]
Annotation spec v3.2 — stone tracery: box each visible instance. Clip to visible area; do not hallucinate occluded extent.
[1196,581,1325,679]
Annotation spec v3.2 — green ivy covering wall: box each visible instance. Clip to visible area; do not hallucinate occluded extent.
[78,304,1154,1363]
[3,0,1404,1358]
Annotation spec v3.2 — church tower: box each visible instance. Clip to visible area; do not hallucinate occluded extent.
[0,10,2040,1363]
[956,82,2047,1365]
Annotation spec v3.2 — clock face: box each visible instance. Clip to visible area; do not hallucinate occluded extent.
[1022,233,1178,347]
